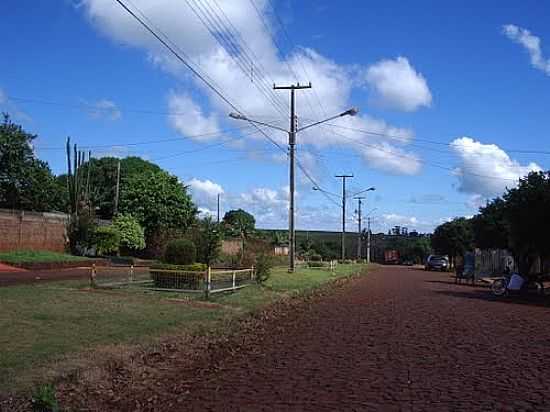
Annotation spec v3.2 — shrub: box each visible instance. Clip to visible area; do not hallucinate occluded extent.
[255,253,273,283]
[92,226,120,256]
[190,217,223,265]
[308,261,324,268]
[310,254,322,262]
[31,384,59,412]
[150,263,207,289]
[164,239,196,265]
[113,214,145,252]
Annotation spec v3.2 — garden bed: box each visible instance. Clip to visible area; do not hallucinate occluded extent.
[0,251,107,270]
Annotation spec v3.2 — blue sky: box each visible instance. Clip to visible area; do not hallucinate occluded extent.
[1,0,549,232]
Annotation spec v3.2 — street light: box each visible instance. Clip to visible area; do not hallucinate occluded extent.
[230,107,359,273]
[349,186,375,198]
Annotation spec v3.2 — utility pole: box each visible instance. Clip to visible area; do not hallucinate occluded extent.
[274,82,312,273]
[217,193,221,223]
[335,174,353,261]
[355,197,365,260]
[367,217,372,264]
[113,159,121,216]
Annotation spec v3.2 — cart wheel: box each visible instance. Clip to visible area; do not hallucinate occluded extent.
[491,279,507,297]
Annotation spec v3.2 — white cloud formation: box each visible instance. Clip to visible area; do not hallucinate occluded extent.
[363,57,432,111]
[168,93,220,140]
[81,0,423,176]
[503,24,550,76]
[88,99,121,120]
[187,178,224,210]
[451,137,541,197]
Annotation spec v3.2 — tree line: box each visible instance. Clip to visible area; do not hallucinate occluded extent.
[0,114,258,261]
[432,171,550,274]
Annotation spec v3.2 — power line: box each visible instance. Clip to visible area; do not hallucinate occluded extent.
[113,0,287,155]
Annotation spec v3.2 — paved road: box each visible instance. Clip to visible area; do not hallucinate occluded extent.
[63,265,550,411]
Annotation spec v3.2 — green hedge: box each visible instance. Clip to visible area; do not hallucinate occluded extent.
[307,261,325,268]
[149,263,207,290]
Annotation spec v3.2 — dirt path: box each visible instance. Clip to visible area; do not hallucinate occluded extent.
[60,266,550,411]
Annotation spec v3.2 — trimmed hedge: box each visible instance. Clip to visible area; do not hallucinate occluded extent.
[307,261,325,268]
[149,263,207,290]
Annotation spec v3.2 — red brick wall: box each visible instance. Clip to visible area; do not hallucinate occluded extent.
[0,209,67,252]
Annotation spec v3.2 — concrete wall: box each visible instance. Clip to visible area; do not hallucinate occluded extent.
[0,209,68,252]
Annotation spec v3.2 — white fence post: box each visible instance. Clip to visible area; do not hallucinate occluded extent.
[129,264,135,282]
[232,270,236,291]
[90,264,97,288]
[205,267,212,300]
[251,265,255,282]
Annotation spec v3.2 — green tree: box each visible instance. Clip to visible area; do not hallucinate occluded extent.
[223,209,256,262]
[471,197,509,250]
[0,114,64,211]
[113,214,145,253]
[59,156,162,219]
[431,218,474,266]
[191,216,223,265]
[502,171,550,274]
[120,170,197,256]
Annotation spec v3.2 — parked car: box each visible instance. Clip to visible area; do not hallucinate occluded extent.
[425,255,449,271]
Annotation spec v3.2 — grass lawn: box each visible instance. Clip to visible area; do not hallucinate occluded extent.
[0,263,367,393]
[0,250,90,265]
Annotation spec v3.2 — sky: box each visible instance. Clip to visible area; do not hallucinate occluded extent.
[1,0,549,233]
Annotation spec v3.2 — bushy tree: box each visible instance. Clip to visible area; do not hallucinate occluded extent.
[92,226,120,256]
[113,214,145,253]
[164,239,197,265]
[471,198,508,250]
[0,114,64,211]
[223,209,255,262]
[502,171,550,274]
[120,170,197,256]
[431,218,474,266]
[190,216,223,265]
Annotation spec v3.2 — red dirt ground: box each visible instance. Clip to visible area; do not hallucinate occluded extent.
[0,262,26,272]
[53,266,550,410]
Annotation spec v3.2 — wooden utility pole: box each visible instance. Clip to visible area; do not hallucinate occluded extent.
[335,174,353,261]
[273,82,312,273]
[355,197,365,259]
[367,217,372,264]
[217,193,221,223]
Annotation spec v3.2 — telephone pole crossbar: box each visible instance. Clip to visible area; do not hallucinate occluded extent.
[273,83,312,273]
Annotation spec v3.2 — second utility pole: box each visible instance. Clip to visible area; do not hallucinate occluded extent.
[355,196,365,260]
[336,174,353,261]
[274,82,311,273]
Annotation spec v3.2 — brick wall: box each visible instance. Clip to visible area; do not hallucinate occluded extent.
[0,209,68,252]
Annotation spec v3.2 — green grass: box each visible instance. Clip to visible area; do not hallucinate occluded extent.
[0,250,90,265]
[0,263,367,393]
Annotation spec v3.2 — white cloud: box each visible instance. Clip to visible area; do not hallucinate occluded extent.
[88,99,121,120]
[81,0,424,177]
[188,178,224,210]
[503,24,550,76]
[451,137,541,197]
[363,57,432,111]
[168,93,220,140]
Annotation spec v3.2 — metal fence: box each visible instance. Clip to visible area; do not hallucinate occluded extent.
[90,264,255,299]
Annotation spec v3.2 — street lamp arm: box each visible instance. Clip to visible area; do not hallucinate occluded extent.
[297,107,359,133]
[348,186,375,198]
[228,112,288,133]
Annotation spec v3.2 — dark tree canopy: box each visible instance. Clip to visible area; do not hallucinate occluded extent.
[0,114,64,211]
[502,171,550,273]
[222,209,256,238]
[471,198,508,250]
[431,217,474,262]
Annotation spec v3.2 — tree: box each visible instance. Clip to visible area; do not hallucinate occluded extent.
[191,216,223,265]
[223,209,256,262]
[0,114,64,211]
[59,156,162,220]
[120,170,197,256]
[113,214,146,253]
[502,171,550,274]
[471,198,509,250]
[431,218,474,266]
